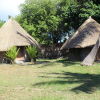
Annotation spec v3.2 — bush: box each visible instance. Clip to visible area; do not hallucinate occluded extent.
[26,46,38,63]
[5,46,19,63]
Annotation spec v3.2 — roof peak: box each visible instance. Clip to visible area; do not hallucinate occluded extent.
[0,17,40,51]
[61,16,100,49]
[89,16,92,19]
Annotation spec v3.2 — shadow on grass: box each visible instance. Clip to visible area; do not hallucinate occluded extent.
[37,61,56,68]
[56,59,80,67]
[32,72,100,93]
[36,61,50,64]
[38,59,80,68]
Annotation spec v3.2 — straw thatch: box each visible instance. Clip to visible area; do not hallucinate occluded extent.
[61,17,100,50]
[0,18,40,51]
[81,36,100,66]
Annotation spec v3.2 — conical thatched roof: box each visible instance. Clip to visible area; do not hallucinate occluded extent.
[0,18,40,51]
[61,17,100,50]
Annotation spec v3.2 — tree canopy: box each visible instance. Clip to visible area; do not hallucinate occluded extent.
[14,0,100,44]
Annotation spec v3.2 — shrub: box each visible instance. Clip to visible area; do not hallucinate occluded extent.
[26,46,38,63]
[5,46,19,63]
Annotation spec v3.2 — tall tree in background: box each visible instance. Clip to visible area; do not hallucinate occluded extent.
[67,0,100,30]
[18,0,73,44]
[18,0,100,45]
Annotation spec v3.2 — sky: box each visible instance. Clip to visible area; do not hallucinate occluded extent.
[0,0,25,21]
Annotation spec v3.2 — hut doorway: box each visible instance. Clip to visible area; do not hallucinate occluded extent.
[80,47,92,61]
[15,46,26,62]
[68,47,92,61]
[68,48,81,61]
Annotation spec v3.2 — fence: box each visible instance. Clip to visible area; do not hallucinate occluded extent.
[40,44,68,59]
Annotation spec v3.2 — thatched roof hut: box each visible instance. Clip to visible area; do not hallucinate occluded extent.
[61,17,100,63]
[0,18,40,63]
[61,16,100,50]
[0,18,40,51]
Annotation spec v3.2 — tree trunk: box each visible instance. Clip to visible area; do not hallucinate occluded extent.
[31,58,36,64]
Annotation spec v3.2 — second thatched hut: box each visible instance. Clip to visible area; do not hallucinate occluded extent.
[61,16,100,61]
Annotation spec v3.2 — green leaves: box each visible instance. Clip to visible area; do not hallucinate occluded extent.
[0,20,4,28]
[5,47,19,63]
[17,0,100,44]
[26,46,37,59]
[19,0,72,44]
[79,1,98,18]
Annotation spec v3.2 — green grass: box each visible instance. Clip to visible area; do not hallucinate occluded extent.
[0,59,100,100]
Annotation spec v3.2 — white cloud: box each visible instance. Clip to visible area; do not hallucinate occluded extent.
[0,0,25,21]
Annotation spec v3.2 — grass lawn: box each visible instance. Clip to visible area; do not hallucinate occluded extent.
[0,59,100,100]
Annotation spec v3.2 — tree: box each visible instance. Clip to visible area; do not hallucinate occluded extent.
[18,0,72,44]
[0,20,4,27]
[18,0,100,45]
[79,1,100,23]
[62,0,100,31]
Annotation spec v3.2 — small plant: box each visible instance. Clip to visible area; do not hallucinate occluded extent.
[5,46,19,64]
[26,46,38,63]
